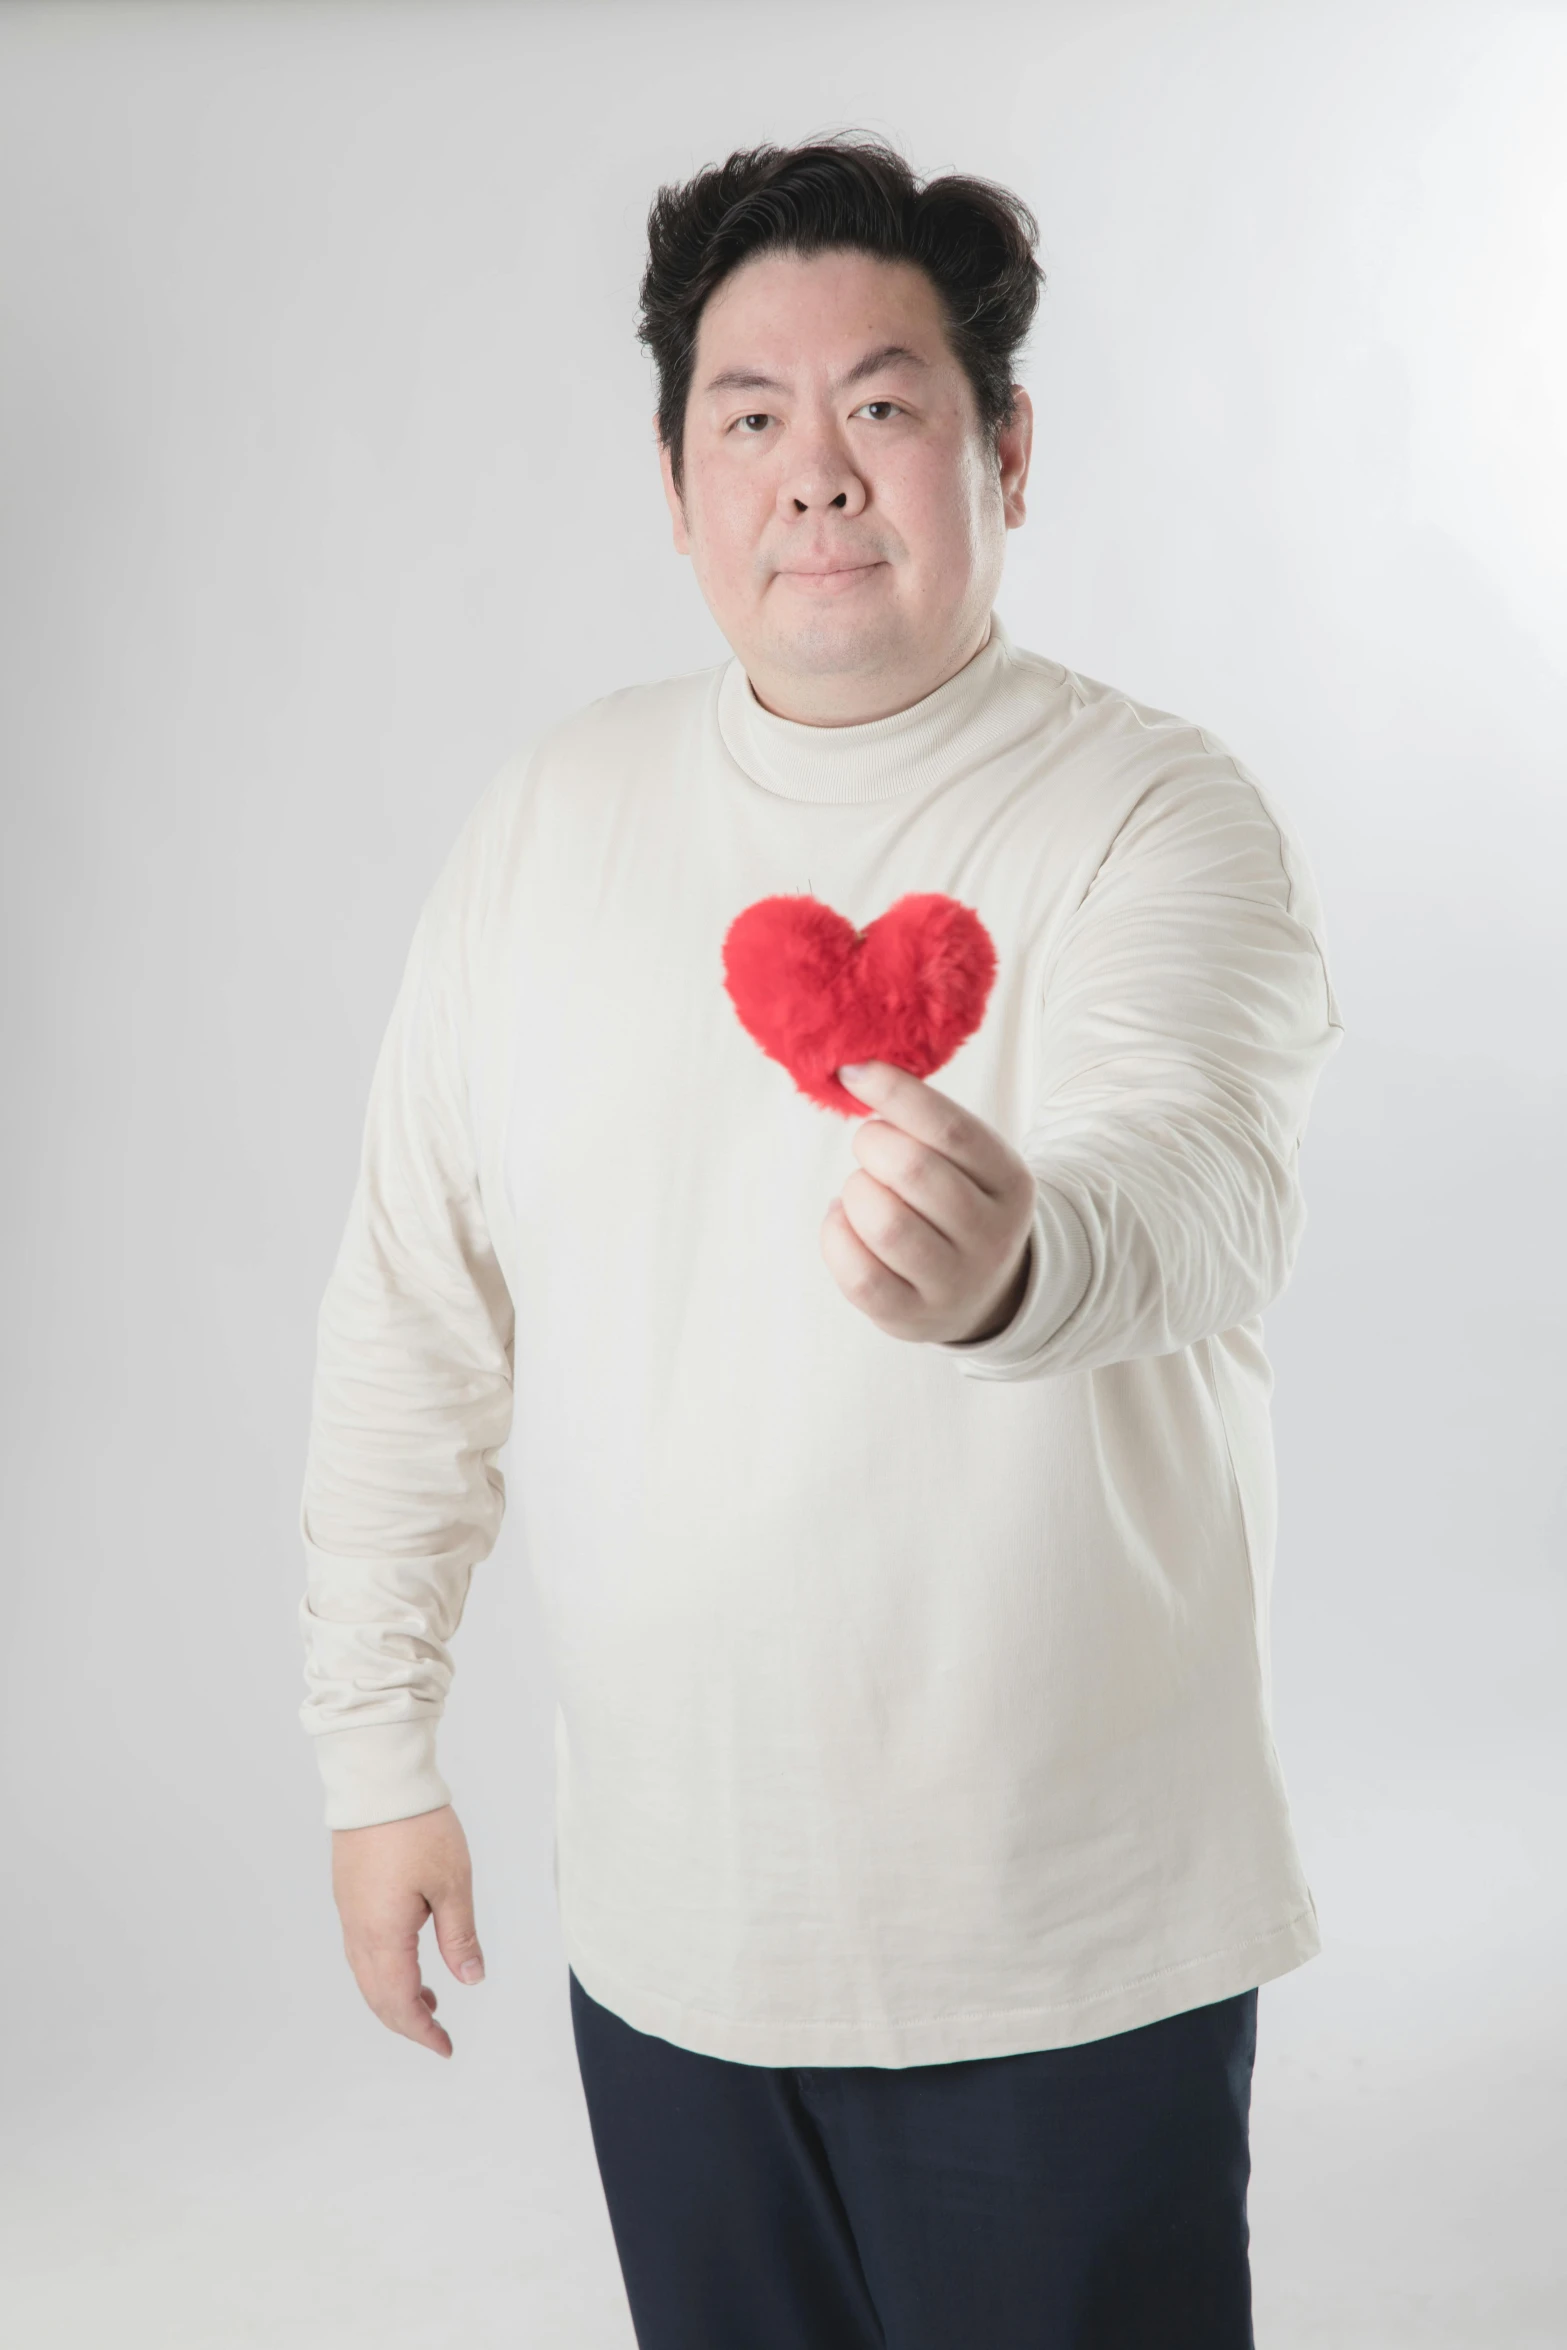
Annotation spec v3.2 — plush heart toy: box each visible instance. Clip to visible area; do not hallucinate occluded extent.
[721,891,998,1116]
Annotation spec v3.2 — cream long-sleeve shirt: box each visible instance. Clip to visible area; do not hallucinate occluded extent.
[298,616,1345,2067]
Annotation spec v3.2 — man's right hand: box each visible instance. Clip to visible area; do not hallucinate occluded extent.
[330,1803,486,2059]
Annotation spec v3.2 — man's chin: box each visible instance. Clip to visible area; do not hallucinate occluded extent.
[760,611,908,681]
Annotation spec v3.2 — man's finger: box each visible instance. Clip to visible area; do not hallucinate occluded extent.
[351,1929,453,2057]
[846,1113,994,1246]
[432,1886,486,1987]
[836,1061,1012,1195]
[838,1167,962,1295]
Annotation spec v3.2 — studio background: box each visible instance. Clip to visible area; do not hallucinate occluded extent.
[2,3,1562,2344]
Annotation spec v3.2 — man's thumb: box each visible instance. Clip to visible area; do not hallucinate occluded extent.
[433,1892,486,1986]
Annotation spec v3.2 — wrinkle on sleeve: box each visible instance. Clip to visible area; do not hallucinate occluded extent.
[297,797,516,1828]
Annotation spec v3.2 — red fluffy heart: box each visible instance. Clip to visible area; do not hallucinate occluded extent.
[721,892,998,1116]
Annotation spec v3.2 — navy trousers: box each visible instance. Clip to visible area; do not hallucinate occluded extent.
[569,1968,1258,2349]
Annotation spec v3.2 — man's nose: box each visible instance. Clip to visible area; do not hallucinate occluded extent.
[776,427,868,519]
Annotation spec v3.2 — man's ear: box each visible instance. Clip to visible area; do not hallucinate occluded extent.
[657,424,691,555]
[998,385,1033,530]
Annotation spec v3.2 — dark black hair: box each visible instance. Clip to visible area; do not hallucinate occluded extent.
[637,134,1043,490]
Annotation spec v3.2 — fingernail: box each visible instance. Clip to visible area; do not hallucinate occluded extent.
[838,1063,869,1083]
[459,1958,484,1984]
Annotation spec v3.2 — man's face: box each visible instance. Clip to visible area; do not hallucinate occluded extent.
[659,247,1032,725]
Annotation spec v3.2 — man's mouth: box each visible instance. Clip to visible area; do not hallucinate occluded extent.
[775,558,886,587]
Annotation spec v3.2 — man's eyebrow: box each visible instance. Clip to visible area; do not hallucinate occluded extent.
[699,345,930,399]
[837,343,928,391]
[701,366,788,395]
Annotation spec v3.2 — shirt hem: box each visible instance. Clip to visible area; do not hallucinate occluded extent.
[558,1903,1322,2069]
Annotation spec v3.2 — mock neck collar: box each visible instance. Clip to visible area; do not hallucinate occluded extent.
[717,616,1018,805]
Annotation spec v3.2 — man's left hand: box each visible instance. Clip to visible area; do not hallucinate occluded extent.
[820,1060,1035,1346]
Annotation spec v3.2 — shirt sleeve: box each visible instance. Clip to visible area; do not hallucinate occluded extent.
[296,801,516,1830]
[936,748,1345,1381]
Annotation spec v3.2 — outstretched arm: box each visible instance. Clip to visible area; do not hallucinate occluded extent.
[821,754,1344,1376]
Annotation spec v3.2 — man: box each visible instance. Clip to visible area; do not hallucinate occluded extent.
[300,137,1344,2347]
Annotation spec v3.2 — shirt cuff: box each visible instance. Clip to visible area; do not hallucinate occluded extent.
[933,1179,1093,1380]
[308,1717,454,1831]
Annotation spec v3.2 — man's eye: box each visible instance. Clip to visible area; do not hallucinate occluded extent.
[857,401,899,421]
[735,413,771,433]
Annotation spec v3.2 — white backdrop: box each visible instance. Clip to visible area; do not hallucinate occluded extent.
[2,3,1563,2344]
